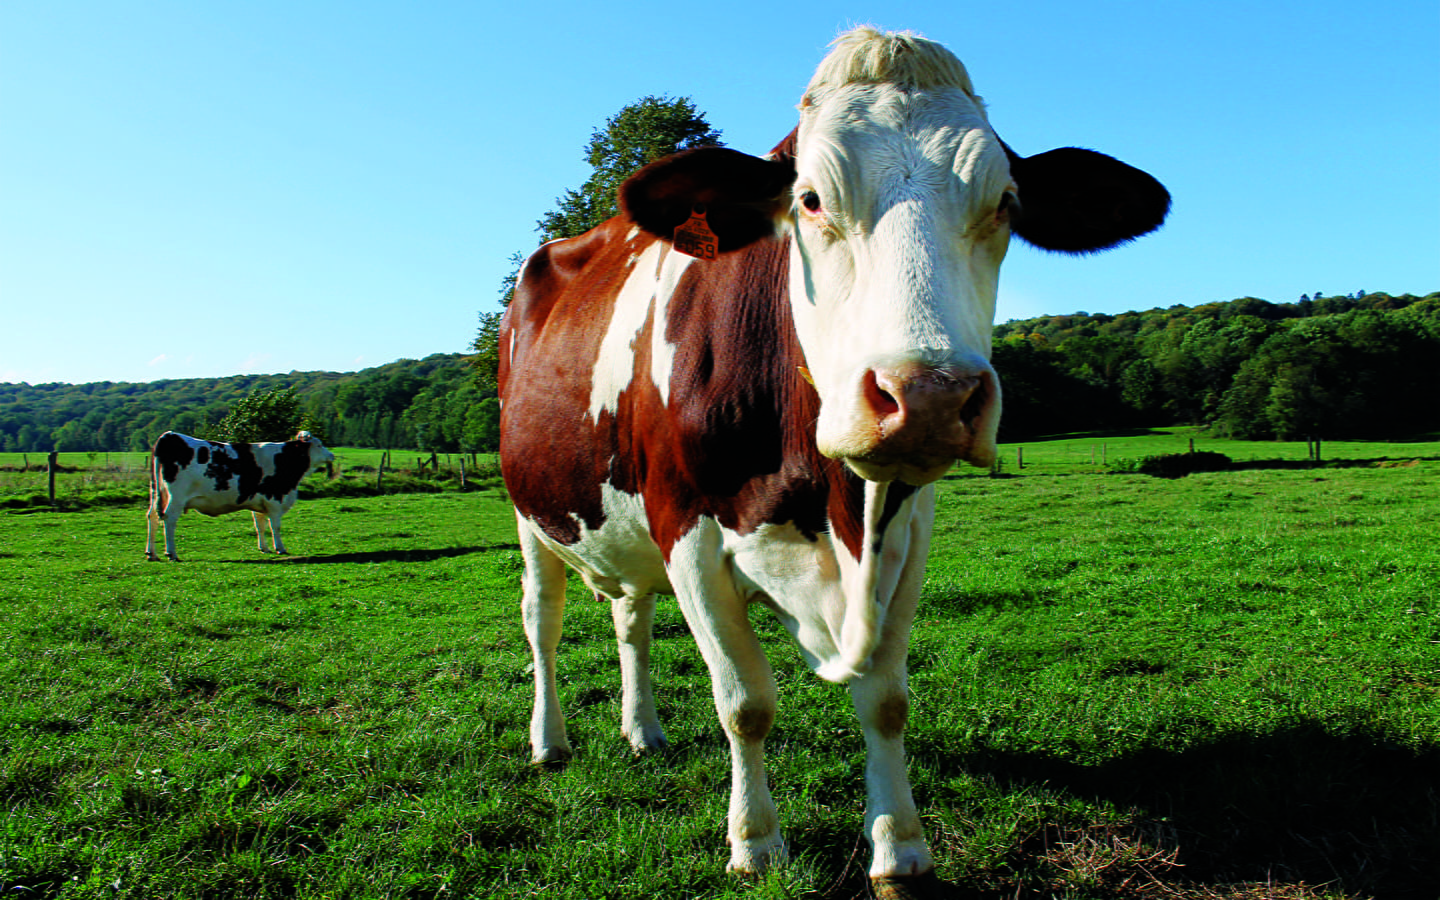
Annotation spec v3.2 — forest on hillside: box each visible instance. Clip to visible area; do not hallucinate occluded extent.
[1,291,1436,455]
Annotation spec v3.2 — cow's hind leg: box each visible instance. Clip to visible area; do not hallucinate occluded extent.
[162,508,182,561]
[611,592,667,752]
[518,514,572,763]
[671,526,785,873]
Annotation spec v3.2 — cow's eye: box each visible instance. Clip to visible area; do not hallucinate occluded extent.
[998,191,1020,218]
[800,191,823,214]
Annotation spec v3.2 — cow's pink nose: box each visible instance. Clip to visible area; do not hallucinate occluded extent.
[856,362,996,474]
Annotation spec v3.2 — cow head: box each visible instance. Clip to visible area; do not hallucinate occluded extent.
[622,27,1169,485]
[293,431,336,468]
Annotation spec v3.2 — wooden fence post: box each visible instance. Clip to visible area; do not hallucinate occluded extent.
[48,451,59,506]
[376,459,385,492]
[459,457,468,489]
[1017,447,1024,469]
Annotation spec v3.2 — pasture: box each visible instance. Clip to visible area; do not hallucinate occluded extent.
[1,432,1438,899]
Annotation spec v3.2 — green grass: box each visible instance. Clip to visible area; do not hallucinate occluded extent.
[2,433,1438,898]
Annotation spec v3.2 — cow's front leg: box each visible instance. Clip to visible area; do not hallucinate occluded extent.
[251,512,270,552]
[671,529,785,873]
[252,509,287,554]
[850,666,933,881]
[611,593,667,752]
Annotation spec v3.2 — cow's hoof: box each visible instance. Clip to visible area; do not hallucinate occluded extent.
[625,729,669,755]
[726,833,786,875]
[870,870,954,900]
[530,745,572,769]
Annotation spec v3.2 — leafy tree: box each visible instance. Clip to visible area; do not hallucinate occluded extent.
[537,95,722,244]
[468,309,505,394]
[208,387,316,444]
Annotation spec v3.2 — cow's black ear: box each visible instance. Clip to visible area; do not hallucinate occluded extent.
[620,147,796,253]
[1006,146,1170,254]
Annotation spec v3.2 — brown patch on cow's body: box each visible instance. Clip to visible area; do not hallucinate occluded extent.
[501,189,873,562]
[500,219,636,545]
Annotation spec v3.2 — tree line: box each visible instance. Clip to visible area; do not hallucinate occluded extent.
[993,291,1440,441]
[0,353,495,454]
[3,290,1434,455]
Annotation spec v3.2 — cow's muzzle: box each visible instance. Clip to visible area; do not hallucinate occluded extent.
[830,360,1000,485]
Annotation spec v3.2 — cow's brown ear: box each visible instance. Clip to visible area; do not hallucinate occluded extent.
[1005,146,1170,254]
[620,147,796,253]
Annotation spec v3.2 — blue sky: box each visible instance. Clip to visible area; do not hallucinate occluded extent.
[2,0,1435,385]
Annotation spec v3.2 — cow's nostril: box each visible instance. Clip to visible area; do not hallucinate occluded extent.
[863,370,902,418]
[957,377,986,424]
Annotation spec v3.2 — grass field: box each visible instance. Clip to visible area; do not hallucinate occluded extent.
[2,432,1438,899]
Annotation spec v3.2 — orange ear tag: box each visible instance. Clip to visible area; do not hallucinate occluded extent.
[673,204,718,260]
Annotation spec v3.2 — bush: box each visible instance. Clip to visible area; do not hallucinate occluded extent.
[1109,451,1233,479]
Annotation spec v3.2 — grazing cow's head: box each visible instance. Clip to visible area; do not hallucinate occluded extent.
[622,27,1169,485]
[294,431,336,467]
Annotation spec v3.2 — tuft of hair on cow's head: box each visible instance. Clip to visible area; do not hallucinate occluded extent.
[620,147,797,254]
[1003,144,1171,254]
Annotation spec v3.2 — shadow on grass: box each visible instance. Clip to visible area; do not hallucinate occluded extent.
[232,544,519,564]
[1231,456,1440,471]
[925,723,1440,899]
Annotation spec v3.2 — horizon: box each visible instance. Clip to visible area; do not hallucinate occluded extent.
[3,1,1436,386]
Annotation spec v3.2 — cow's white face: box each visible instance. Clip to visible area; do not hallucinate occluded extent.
[618,29,1168,487]
[787,79,1008,483]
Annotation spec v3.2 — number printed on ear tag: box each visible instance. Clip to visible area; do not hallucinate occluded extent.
[673,204,718,260]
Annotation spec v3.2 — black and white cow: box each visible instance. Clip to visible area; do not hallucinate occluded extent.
[145,430,335,561]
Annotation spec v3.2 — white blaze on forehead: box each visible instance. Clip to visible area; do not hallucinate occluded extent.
[587,243,694,420]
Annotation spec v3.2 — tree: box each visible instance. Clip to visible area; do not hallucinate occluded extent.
[471,95,722,386]
[467,309,505,394]
[537,95,721,244]
[208,387,316,444]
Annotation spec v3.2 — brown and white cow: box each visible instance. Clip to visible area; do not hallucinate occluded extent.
[145,430,334,561]
[500,27,1168,890]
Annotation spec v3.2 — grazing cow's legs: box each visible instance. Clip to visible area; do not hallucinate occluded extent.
[611,593,667,752]
[671,526,785,873]
[518,514,572,763]
[253,509,288,555]
[254,509,273,550]
[160,507,182,561]
[145,504,161,561]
